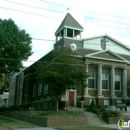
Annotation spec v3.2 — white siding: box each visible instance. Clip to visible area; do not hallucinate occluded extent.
[83,37,130,55]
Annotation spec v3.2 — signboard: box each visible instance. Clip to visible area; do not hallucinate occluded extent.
[116,103,126,108]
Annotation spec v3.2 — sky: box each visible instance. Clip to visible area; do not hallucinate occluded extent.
[0,0,130,67]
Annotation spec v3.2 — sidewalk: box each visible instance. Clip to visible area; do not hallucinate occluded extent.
[99,124,130,130]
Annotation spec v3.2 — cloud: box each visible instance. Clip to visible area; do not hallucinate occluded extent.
[1,0,130,67]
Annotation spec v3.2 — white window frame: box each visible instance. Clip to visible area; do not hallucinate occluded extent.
[38,83,42,95]
[44,84,48,94]
[115,75,121,90]
[88,73,96,89]
[102,74,109,90]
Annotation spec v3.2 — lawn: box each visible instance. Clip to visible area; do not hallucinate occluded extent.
[0,116,33,130]
[56,126,116,130]
[37,110,83,117]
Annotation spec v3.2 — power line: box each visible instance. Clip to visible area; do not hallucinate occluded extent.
[4,0,130,26]
[32,38,55,41]
[4,0,65,14]
[1,4,130,30]
[0,57,129,68]
[0,6,61,19]
[41,0,130,20]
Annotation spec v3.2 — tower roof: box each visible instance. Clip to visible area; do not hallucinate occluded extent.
[55,13,83,35]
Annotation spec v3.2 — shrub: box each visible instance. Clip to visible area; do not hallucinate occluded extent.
[93,109,101,115]
[0,106,7,111]
[126,100,130,106]
[102,110,119,117]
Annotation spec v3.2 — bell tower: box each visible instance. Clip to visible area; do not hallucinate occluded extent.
[54,13,84,49]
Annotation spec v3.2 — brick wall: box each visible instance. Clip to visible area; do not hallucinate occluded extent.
[0,111,87,127]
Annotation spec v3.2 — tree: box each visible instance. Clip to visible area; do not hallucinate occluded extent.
[36,47,88,111]
[0,18,33,91]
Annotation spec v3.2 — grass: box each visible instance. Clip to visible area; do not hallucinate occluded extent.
[38,110,83,117]
[0,116,33,130]
[56,125,116,130]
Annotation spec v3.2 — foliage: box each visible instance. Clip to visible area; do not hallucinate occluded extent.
[0,96,3,106]
[102,110,120,117]
[0,18,33,91]
[88,101,105,115]
[126,100,130,106]
[36,47,88,110]
[122,99,127,104]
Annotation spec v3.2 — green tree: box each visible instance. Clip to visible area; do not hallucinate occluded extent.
[36,47,88,111]
[0,18,33,91]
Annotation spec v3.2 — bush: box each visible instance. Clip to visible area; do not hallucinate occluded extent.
[93,109,101,115]
[102,110,119,117]
[126,100,130,106]
[0,106,7,111]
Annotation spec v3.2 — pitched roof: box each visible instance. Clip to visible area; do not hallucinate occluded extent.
[55,13,83,35]
[85,49,129,63]
[83,34,130,51]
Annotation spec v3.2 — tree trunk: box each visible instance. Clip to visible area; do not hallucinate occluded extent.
[56,99,59,111]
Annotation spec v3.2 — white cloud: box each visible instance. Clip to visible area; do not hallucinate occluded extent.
[0,0,130,67]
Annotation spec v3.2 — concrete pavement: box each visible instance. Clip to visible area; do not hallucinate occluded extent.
[99,124,130,130]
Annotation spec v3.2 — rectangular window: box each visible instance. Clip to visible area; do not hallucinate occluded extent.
[115,75,121,90]
[33,85,36,97]
[102,74,109,89]
[38,83,42,95]
[44,84,48,94]
[88,73,96,88]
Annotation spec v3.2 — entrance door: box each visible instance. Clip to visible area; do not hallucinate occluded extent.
[69,91,74,106]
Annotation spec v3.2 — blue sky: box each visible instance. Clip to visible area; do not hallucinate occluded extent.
[0,0,130,66]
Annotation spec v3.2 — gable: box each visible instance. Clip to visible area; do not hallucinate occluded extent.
[55,13,83,35]
[85,50,129,63]
[83,35,130,55]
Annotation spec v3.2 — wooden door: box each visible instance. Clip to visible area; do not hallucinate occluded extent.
[69,91,74,106]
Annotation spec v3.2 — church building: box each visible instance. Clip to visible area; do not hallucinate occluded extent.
[9,13,130,109]
[53,13,130,108]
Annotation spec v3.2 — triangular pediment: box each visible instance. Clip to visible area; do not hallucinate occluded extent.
[83,34,130,56]
[85,50,129,63]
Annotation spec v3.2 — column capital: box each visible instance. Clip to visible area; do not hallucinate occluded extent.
[98,64,103,67]
[85,60,90,65]
[111,66,116,68]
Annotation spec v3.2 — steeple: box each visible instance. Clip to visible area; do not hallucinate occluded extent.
[55,13,83,42]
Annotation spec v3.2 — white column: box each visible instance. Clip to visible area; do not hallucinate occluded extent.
[97,65,102,97]
[64,28,66,37]
[84,64,89,96]
[110,66,116,98]
[80,31,82,39]
[56,36,58,42]
[123,68,128,98]
[66,28,67,37]
[73,30,75,38]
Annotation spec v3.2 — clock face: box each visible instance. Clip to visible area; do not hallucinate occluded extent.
[70,43,77,51]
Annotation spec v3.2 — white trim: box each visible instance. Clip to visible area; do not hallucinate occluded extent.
[85,56,128,63]
[64,36,83,40]
[86,49,129,62]
[83,34,130,51]
[55,26,83,36]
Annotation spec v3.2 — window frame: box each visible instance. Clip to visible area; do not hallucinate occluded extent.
[102,74,109,90]
[44,84,48,94]
[115,75,121,90]
[88,73,96,89]
[38,83,42,95]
